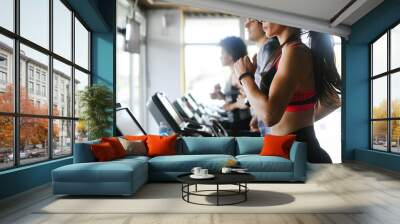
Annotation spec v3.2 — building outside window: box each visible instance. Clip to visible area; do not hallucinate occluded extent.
[0,0,91,170]
[370,23,400,153]
[28,81,34,94]
[0,54,7,67]
[0,71,6,84]
[0,54,7,90]
[35,83,40,95]
[28,66,34,79]
[41,85,46,97]
[35,70,40,81]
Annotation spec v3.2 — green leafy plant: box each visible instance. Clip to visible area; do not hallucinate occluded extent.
[79,84,114,140]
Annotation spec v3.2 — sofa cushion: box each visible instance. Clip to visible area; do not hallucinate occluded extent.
[149,154,235,172]
[115,155,150,163]
[53,158,147,183]
[91,142,118,161]
[124,135,148,141]
[178,137,235,155]
[236,155,293,172]
[236,137,263,155]
[101,137,127,158]
[259,134,296,159]
[118,138,147,156]
[147,135,177,157]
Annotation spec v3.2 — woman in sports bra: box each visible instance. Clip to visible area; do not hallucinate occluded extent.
[234,22,341,163]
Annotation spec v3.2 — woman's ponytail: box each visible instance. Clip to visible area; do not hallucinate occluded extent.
[308,31,341,105]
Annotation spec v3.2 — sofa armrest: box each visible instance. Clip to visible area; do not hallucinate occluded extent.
[73,140,100,163]
[289,141,307,181]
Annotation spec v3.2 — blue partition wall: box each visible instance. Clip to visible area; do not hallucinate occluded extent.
[0,0,116,199]
[343,0,400,171]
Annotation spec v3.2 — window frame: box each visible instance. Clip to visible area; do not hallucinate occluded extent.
[0,0,92,171]
[369,20,400,154]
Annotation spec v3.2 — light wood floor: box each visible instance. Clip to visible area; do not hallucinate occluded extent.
[1,162,400,224]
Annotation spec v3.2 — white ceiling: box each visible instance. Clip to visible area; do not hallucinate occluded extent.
[160,0,384,37]
[225,0,352,22]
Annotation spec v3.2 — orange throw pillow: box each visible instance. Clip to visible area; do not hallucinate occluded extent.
[124,135,148,141]
[101,137,127,158]
[91,142,117,162]
[259,134,296,159]
[146,135,177,157]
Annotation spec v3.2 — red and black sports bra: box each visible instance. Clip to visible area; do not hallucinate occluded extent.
[259,42,317,112]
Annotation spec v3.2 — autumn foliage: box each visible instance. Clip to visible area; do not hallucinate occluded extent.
[372,99,400,142]
[0,84,59,152]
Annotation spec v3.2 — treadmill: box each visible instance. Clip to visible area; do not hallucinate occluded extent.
[174,98,203,124]
[183,94,230,124]
[116,106,147,136]
[147,92,215,136]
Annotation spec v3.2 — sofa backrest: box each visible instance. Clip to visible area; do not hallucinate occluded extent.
[177,137,236,155]
[74,136,288,162]
[235,137,264,155]
[73,139,100,163]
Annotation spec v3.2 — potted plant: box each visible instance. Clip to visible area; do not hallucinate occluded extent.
[79,84,114,140]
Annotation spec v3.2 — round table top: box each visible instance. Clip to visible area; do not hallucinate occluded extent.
[177,172,255,185]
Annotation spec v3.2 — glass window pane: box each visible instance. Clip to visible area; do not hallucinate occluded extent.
[20,0,49,49]
[372,121,388,151]
[75,120,88,143]
[372,33,387,76]
[372,77,387,119]
[391,72,400,118]
[75,18,89,69]
[333,37,342,76]
[53,0,72,60]
[391,24,400,70]
[391,120,400,153]
[0,35,14,112]
[116,34,131,110]
[184,45,232,104]
[20,44,49,115]
[74,69,89,118]
[20,117,49,165]
[184,18,240,44]
[53,119,72,157]
[0,116,14,170]
[53,59,72,117]
[0,0,14,31]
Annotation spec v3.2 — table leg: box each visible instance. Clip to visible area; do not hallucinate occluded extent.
[195,184,197,192]
[245,183,247,201]
[181,184,183,199]
[187,184,190,202]
[217,184,219,206]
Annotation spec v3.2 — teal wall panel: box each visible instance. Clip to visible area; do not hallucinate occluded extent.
[0,158,72,199]
[355,148,400,172]
[344,0,400,171]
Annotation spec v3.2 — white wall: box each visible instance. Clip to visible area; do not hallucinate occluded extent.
[116,2,148,131]
[146,9,183,134]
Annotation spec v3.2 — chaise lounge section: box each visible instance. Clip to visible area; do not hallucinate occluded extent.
[52,137,307,196]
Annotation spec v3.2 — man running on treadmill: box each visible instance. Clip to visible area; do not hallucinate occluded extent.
[244,18,279,136]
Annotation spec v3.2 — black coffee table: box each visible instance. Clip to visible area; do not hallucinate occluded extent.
[177,172,255,206]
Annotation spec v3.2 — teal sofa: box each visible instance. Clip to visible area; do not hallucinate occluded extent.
[52,137,307,196]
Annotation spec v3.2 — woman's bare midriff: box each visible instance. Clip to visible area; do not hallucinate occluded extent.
[270,108,315,135]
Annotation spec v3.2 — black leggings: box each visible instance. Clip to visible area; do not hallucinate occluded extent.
[291,126,332,163]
